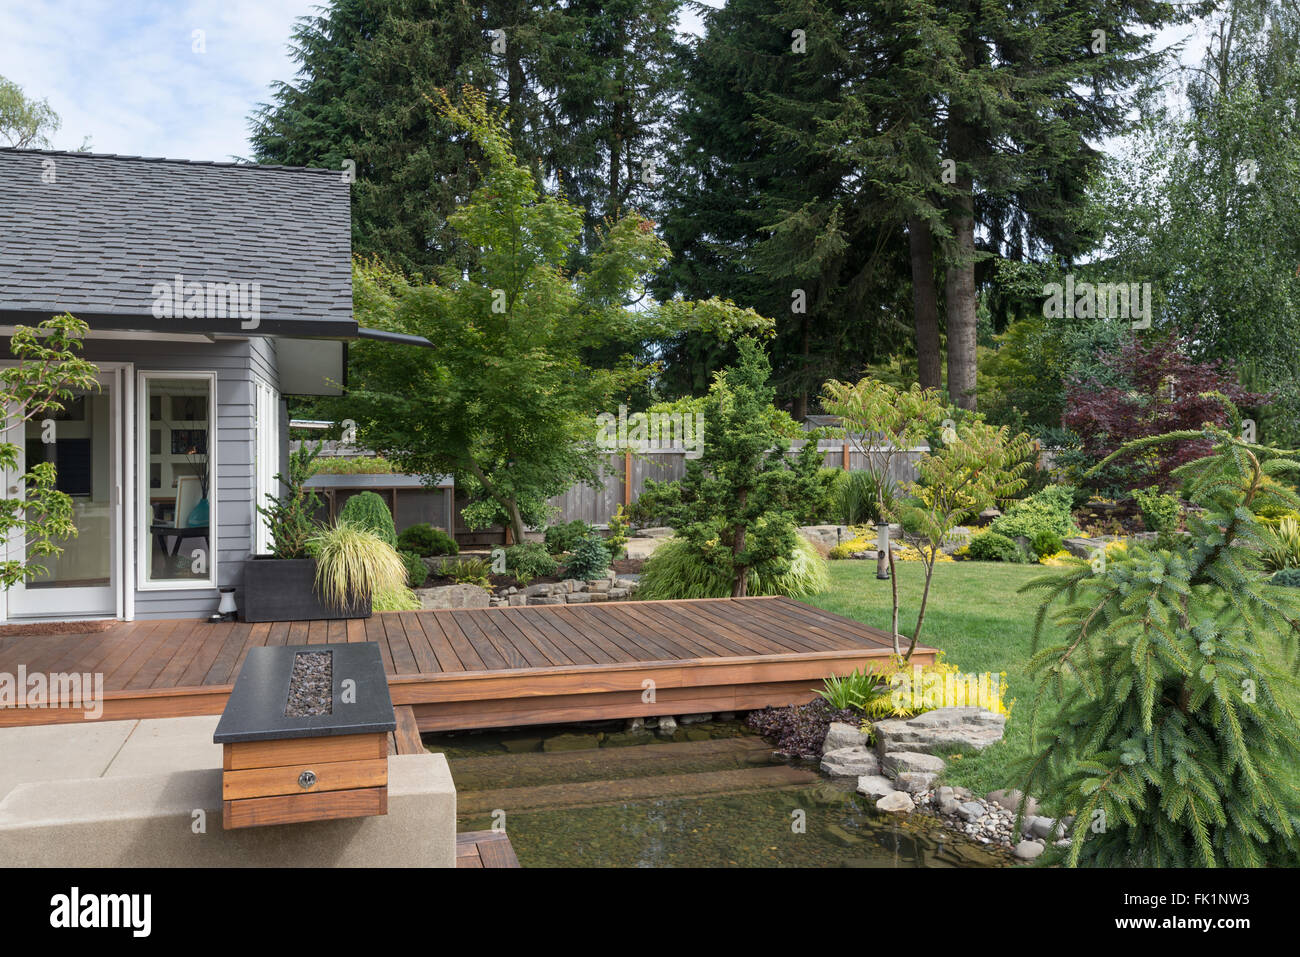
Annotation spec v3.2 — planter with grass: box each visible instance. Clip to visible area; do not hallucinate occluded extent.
[246,445,417,621]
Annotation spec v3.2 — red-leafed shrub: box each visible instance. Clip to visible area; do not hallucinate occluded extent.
[1062,335,1268,494]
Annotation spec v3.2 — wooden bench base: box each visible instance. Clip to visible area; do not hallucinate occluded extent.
[221,732,390,829]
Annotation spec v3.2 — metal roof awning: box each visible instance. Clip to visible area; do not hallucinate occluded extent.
[356,327,434,348]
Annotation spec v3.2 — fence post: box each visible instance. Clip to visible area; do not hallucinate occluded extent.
[623,449,633,509]
[842,441,850,471]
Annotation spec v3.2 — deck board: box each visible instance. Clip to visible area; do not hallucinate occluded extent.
[0,598,934,729]
[455,831,521,869]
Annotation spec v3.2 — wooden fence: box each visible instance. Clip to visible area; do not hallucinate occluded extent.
[545,440,925,527]
[293,438,925,542]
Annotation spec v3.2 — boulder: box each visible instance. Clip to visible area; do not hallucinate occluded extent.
[416,583,491,610]
[565,592,593,603]
[796,525,852,549]
[872,707,1006,755]
[1013,839,1045,861]
[956,801,985,822]
[986,788,1039,817]
[636,526,675,539]
[876,791,916,814]
[856,775,897,799]
[656,716,678,736]
[881,751,946,776]
[894,771,938,794]
[823,721,869,753]
[1028,816,1067,841]
[679,713,712,725]
[587,579,611,593]
[820,747,881,777]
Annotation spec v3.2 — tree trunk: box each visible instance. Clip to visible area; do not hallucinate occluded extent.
[908,217,943,391]
[944,123,978,411]
[504,496,525,549]
[731,492,748,597]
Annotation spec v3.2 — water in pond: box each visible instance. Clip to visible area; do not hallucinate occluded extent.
[427,719,1009,868]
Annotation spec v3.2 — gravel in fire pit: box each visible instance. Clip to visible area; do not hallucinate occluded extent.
[284,650,333,717]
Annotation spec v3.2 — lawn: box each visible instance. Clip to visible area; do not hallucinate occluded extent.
[808,559,1300,799]
[807,560,1065,796]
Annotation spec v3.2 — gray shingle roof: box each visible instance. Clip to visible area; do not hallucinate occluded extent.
[0,148,354,337]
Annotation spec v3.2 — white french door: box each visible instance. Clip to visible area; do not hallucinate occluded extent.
[3,365,129,619]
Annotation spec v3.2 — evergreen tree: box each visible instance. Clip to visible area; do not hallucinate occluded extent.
[654,0,913,413]
[250,0,684,276]
[630,337,823,596]
[1019,412,1300,866]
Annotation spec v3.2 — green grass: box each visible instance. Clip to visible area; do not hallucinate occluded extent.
[808,560,1063,795]
[807,560,1300,799]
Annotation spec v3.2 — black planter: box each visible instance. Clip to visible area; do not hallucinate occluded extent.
[241,557,372,623]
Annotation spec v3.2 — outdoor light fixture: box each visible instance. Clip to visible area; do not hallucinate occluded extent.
[218,587,238,622]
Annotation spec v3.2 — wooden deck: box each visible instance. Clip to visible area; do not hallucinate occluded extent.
[0,597,934,730]
[456,830,522,868]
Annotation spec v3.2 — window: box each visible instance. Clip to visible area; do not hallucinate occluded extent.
[139,373,216,588]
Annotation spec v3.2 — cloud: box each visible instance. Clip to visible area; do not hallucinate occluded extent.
[0,0,318,161]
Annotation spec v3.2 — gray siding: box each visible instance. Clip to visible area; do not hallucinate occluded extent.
[52,336,270,620]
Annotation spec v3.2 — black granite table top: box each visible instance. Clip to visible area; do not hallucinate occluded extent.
[213,642,397,743]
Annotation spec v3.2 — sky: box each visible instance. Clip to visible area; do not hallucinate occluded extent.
[0,0,321,160]
[1,1,1197,164]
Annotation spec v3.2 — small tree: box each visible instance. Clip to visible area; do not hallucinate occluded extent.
[340,87,768,544]
[896,421,1034,657]
[820,378,946,650]
[257,443,324,559]
[1018,410,1300,866]
[633,337,819,597]
[1062,333,1268,494]
[0,315,99,587]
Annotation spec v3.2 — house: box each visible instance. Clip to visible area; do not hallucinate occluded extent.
[0,147,428,622]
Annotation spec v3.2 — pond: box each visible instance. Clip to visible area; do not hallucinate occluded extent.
[429,719,1009,867]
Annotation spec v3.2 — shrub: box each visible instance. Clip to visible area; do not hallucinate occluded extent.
[338,491,397,547]
[564,534,611,580]
[1062,333,1269,494]
[1030,530,1064,559]
[1261,517,1300,572]
[1269,567,1300,588]
[1019,421,1300,866]
[398,549,427,588]
[638,534,829,599]
[257,442,324,559]
[1133,485,1179,541]
[836,470,896,526]
[309,522,409,612]
[816,668,885,711]
[745,698,861,759]
[434,556,492,588]
[505,541,558,579]
[544,520,594,556]
[967,530,1024,563]
[990,484,1077,542]
[862,654,1012,719]
[828,531,873,560]
[606,506,631,561]
[310,456,397,475]
[396,523,458,556]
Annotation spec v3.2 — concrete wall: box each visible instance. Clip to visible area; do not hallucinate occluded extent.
[0,753,457,867]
